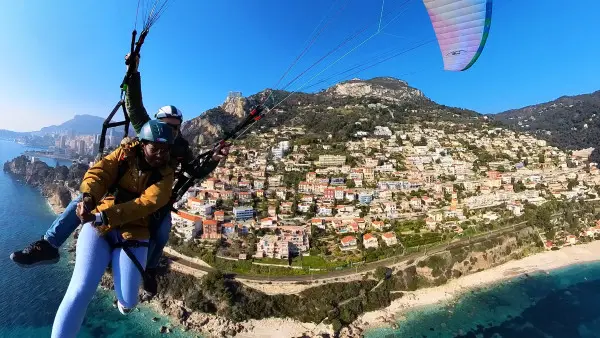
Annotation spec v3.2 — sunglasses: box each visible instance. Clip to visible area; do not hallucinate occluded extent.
[144,143,170,155]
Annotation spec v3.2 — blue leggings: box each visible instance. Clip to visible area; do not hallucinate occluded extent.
[51,223,148,338]
[45,194,171,269]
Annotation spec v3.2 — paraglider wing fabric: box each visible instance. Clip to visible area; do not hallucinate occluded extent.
[422,0,493,71]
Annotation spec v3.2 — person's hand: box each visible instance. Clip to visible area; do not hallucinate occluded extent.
[82,194,95,212]
[76,201,95,224]
[212,142,231,162]
[125,53,140,73]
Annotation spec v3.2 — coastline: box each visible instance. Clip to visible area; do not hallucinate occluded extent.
[39,196,600,337]
[353,240,600,333]
[46,199,65,215]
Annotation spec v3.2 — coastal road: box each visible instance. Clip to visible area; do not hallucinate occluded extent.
[165,220,531,282]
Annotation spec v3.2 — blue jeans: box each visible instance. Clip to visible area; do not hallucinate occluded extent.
[44,194,172,269]
[146,212,172,269]
[44,194,82,248]
[51,223,147,338]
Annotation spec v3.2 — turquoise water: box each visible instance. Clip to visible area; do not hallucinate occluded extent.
[0,140,194,337]
[366,262,600,338]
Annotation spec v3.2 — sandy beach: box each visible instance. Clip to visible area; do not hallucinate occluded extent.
[354,240,600,331]
[172,240,600,338]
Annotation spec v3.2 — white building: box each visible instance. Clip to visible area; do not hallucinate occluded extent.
[171,211,203,240]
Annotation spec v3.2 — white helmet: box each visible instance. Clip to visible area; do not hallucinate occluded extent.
[155,105,183,122]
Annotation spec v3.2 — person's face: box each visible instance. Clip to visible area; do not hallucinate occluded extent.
[158,117,181,139]
[142,141,170,167]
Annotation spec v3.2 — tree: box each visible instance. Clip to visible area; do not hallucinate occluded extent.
[513,180,526,193]
[346,179,356,188]
[374,266,389,280]
[538,153,545,164]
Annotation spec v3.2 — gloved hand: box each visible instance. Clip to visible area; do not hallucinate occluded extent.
[81,194,95,212]
[76,201,95,224]
[212,142,231,162]
[125,53,140,73]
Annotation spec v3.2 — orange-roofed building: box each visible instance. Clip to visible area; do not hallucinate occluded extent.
[363,233,379,249]
[222,222,236,236]
[382,232,397,246]
[171,210,203,240]
[340,236,357,250]
[202,219,220,239]
[214,210,225,222]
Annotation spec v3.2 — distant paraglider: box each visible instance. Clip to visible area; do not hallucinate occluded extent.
[422,0,493,71]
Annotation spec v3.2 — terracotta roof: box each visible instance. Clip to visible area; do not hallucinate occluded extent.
[176,211,202,222]
[382,232,395,239]
[341,236,356,244]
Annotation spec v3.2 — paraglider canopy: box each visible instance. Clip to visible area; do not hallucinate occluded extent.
[422,0,493,71]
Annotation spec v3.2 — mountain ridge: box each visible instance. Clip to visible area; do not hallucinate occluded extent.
[180,77,480,148]
[490,90,600,152]
[0,114,106,136]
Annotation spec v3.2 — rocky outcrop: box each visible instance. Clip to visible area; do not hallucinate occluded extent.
[179,76,444,147]
[3,155,87,210]
[90,227,540,338]
[221,93,247,119]
[326,77,425,102]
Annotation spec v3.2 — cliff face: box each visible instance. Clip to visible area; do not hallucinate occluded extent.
[3,156,88,210]
[92,227,540,337]
[326,77,425,102]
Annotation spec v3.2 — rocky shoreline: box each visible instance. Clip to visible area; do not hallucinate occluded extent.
[3,155,87,212]
[96,270,336,338]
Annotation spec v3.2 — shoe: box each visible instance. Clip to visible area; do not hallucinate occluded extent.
[117,301,134,315]
[10,237,60,267]
[142,268,158,299]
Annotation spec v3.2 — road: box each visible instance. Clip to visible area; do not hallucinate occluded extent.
[165,220,531,282]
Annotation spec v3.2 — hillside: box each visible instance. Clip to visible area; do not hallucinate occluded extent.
[37,114,106,135]
[181,77,483,147]
[0,129,25,140]
[491,91,600,151]
[0,114,106,137]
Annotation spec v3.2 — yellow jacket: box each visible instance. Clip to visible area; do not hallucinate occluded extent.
[80,140,174,240]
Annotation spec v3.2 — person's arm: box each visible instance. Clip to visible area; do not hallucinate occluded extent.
[124,55,151,134]
[80,148,122,204]
[101,170,175,227]
[179,139,220,180]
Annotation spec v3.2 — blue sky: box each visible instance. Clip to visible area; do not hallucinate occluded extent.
[0,0,598,132]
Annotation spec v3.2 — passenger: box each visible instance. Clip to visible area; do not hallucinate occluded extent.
[10,53,230,298]
[52,120,175,338]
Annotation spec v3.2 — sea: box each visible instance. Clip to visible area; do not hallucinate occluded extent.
[363,260,600,336]
[0,139,194,337]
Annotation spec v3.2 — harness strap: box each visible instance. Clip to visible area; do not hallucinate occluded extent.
[108,238,149,280]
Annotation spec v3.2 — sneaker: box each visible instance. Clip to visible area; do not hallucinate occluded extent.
[9,237,60,267]
[142,268,158,299]
[117,301,134,315]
